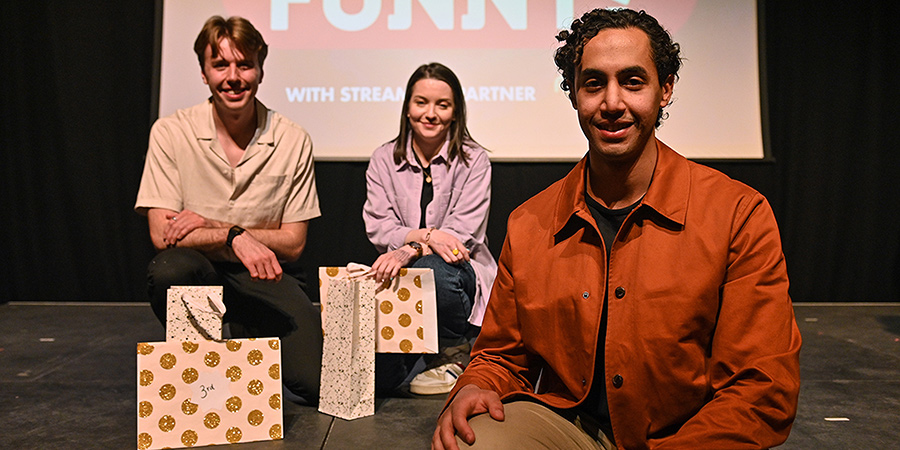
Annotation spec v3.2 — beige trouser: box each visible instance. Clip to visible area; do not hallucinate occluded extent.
[457,401,617,450]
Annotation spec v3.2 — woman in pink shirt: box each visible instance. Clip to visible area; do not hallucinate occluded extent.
[363,63,497,396]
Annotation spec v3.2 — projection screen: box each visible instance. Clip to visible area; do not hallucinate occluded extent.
[158,0,765,161]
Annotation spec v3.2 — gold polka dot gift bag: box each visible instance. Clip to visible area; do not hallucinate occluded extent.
[136,286,283,449]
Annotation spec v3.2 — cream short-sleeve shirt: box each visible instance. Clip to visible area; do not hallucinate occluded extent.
[135,99,320,230]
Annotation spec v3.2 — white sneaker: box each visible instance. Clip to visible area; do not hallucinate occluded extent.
[409,362,465,395]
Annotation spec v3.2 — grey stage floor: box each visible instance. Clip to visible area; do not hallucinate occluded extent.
[1,302,898,449]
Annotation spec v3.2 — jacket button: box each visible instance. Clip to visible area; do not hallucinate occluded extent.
[582,378,586,385]
[582,291,589,299]
[614,287,626,299]
[612,374,623,388]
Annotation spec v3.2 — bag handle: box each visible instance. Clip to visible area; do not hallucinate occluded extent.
[180,290,226,342]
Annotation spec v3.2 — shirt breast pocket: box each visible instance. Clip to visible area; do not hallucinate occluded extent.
[240,174,289,211]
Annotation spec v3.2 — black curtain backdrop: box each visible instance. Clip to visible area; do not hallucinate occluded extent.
[2,1,898,304]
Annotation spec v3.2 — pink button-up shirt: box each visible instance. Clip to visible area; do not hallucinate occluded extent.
[363,138,497,326]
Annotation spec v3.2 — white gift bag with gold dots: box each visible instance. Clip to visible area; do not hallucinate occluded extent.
[319,266,439,354]
[136,338,284,449]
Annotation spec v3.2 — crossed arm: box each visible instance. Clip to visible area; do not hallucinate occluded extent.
[147,208,308,280]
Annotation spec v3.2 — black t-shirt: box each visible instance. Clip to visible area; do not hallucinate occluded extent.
[579,190,640,435]
[414,153,434,229]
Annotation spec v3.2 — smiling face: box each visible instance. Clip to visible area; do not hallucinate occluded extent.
[407,78,455,150]
[201,37,262,115]
[571,27,673,164]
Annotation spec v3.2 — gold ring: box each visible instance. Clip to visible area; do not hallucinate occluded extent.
[452,248,460,256]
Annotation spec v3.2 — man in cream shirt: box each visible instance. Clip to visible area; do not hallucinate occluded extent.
[135,16,322,403]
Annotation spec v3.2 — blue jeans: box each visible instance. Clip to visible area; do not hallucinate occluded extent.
[413,254,477,348]
[375,254,477,393]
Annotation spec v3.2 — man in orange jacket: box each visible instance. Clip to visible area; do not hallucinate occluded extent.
[433,8,801,450]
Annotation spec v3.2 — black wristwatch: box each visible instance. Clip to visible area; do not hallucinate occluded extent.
[226,225,245,248]
[406,241,423,258]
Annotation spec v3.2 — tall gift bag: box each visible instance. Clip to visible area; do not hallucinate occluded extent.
[317,270,377,420]
[317,266,439,420]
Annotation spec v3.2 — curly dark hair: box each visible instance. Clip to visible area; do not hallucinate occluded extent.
[554,8,682,127]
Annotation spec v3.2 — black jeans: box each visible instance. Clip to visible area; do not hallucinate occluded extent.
[147,248,323,403]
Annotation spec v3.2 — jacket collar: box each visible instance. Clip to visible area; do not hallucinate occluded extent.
[553,139,690,238]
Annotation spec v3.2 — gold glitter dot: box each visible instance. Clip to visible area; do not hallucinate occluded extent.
[248,409,264,426]
[381,326,394,340]
[205,351,220,367]
[181,430,198,447]
[137,343,154,355]
[226,366,243,382]
[247,349,263,366]
[159,353,177,370]
[397,288,411,301]
[413,275,422,288]
[138,401,153,418]
[204,412,220,429]
[269,424,283,439]
[226,427,243,443]
[318,278,322,287]
[247,379,264,396]
[416,300,423,314]
[400,339,413,353]
[158,414,176,432]
[139,370,154,387]
[399,268,408,277]
[137,432,152,449]
[182,341,199,353]
[326,267,339,277]
[398,313,412,327]
[268,339,279,350]
[182,367,199,384]
[417,327,424,340]
[226,340,242,352]
[269,394,281,410]
[226,396,242,413]
[379,301,394,314]
[268,364,280,380]
[159,384,176,401]
[182,399,198,415]
[248,338,257,341]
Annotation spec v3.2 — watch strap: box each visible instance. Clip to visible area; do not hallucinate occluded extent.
[226,226,245,248]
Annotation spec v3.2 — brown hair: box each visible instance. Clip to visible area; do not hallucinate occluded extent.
[392,63,479,166]
[193,16,268,69]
